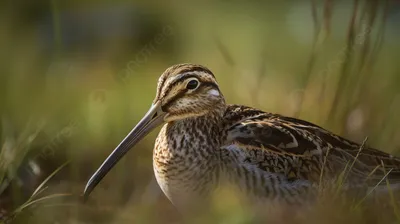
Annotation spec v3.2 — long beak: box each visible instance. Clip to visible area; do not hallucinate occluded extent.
[83,101,165,201]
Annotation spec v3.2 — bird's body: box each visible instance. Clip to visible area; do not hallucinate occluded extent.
[84,63,400,211]
[153,105,315,208]
[153,103,400,209]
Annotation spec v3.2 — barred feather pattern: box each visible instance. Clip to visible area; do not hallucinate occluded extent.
[153,104,400,208]
[151,64,400,209]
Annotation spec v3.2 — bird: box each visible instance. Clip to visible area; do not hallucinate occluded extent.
[83,63,400,210]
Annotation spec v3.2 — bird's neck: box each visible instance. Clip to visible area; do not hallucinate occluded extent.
[166,108,225,156]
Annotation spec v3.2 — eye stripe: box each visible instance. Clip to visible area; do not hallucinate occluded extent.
[171,73,198,87]
[161,82,220,111]
[155,64,215,101]
[161,74,200,100]
[162,89,188,111]
[160,74,220,111]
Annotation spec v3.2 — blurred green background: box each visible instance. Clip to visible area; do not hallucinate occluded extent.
[1,0,400,223]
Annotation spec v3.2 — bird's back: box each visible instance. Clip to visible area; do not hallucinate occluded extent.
[221,104,400,191]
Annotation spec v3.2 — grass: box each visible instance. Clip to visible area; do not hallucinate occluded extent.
[1,0,400,223]
[5,162,70,223]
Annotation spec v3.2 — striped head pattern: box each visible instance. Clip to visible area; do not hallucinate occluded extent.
[154,63,226,121]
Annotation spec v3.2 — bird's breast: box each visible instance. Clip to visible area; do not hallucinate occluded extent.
[152,124,220,206]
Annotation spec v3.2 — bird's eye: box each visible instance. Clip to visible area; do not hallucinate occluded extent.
[186,79,199,90]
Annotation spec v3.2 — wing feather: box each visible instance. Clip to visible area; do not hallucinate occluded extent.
[222,104,400,184]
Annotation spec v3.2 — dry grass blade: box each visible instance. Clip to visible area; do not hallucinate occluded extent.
[381,160,400,222]
[12,193,72,215]
[334,161,350,197]
[366,164,382,181]
[343,136,368,182]
[353,165,389,209]
[318,147,331,193]
[0,117,46,195]
[30,161,69,198]
[4,161,70,222]
[32,186,49,199]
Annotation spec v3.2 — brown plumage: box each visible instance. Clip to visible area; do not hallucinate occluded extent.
[84,63,400,210]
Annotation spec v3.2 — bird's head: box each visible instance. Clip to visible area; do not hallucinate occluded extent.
[155,63,225,121]
[83,64,225,200]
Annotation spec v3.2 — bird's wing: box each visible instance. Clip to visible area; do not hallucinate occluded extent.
[222,105,336,157]
[222,105,400,183]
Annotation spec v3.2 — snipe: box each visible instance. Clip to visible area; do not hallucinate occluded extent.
[83,63,400,209]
